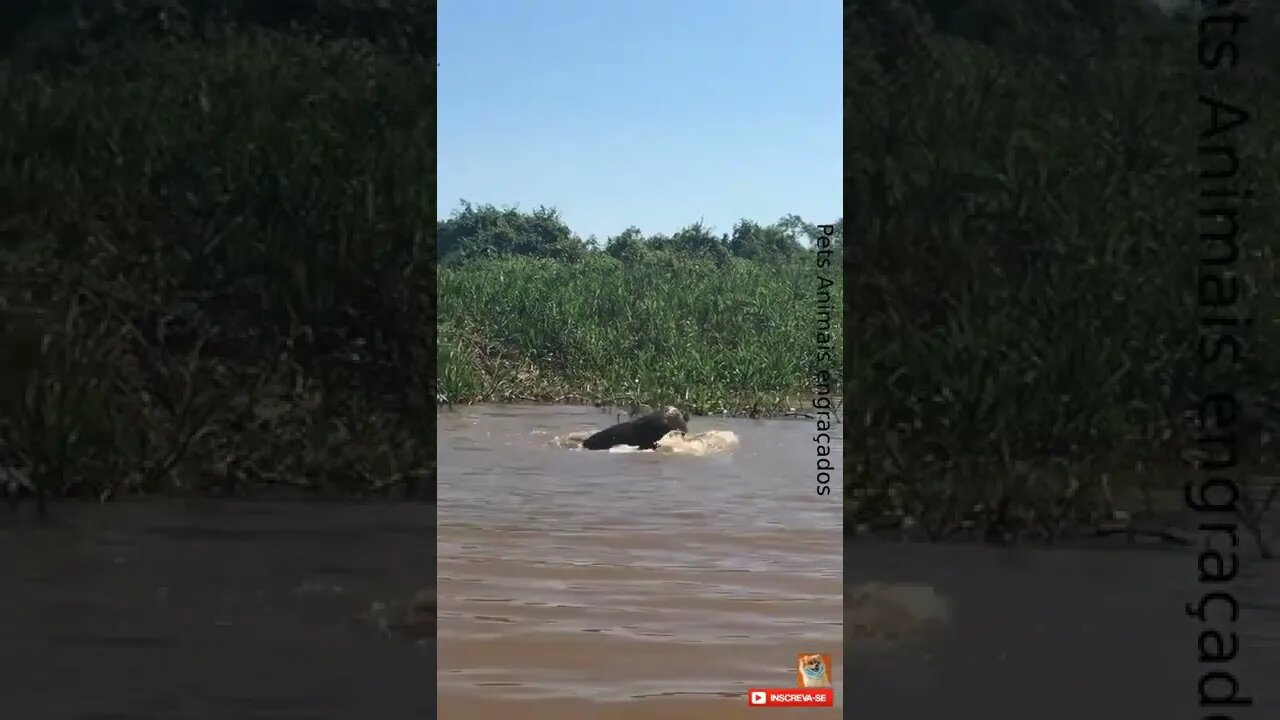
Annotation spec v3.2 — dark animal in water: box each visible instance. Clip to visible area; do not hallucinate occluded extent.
[581,406,689,450]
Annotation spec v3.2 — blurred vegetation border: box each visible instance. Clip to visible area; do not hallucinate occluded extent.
[846,1,1279,552]
[1,0,437,511]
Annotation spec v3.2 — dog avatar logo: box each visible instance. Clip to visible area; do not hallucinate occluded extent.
[796,653,833,688]
[745,655,836,708]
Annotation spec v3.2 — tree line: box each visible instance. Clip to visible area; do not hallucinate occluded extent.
[437,201,843,267]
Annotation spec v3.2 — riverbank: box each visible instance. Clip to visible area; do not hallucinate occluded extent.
[437,255,843,417]
[846,464,1279,558]
[437,397,845,421]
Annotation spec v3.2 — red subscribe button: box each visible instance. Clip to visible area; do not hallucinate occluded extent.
[747,688,835,708]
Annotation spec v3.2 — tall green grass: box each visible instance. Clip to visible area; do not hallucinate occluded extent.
[438,254,843,417]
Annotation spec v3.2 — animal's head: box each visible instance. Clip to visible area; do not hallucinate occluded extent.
[662,405,689,432]
[799,654,826,676]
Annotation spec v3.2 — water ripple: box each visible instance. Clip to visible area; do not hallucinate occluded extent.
[438,404,844,703]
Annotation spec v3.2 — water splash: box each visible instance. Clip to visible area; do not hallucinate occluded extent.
[554,429,739,456]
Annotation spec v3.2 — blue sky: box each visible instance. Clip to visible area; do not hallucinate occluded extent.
[437,0,841,243]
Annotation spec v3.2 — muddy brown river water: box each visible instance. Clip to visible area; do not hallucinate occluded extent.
[437,404,844,719]
[4,404,1277,719]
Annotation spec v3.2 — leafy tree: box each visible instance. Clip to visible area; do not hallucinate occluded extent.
[651,221,731,267]
[727,219,803,261]
[604,226,649,263]
[437,201,587,265]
